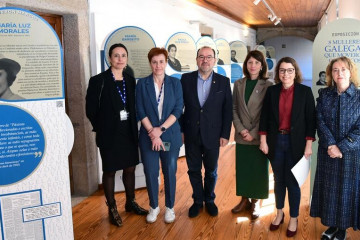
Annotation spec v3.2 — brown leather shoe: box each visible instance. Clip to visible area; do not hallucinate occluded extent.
[231,197,251,213]
[250,199,260,220]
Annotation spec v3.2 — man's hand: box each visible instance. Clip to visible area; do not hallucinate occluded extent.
[220,137,229,147]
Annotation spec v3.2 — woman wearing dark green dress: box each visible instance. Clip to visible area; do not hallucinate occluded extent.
[232,50,273,219]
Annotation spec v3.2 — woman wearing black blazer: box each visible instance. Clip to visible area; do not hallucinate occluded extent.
[259,57,315,237]
[86,43,147,227]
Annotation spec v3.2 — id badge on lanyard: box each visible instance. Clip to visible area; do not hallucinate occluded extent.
[120,109,128,121]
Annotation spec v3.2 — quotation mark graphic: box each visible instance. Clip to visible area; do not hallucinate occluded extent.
[34,152,43,157]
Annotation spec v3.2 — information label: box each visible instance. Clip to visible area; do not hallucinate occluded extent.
[0,190,44,240]
[104,26,156,79]
[23,202,61,222]
[0,8,63,101]
[0,105,45,185]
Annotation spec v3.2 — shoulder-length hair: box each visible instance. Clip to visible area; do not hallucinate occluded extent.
[274,57,302,84]
[243,50,268,80]
[326,56,359,87]
[147,47,168,62]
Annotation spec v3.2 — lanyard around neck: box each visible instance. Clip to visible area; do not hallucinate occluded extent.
[157,82,164,105]
[111,72,126,106]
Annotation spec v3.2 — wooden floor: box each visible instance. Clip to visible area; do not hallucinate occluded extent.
[72,143,360,240]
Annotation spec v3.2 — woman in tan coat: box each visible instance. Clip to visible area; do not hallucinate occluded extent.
[232,50,273,219]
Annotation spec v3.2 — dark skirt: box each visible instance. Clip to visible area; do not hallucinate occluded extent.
[235,144,269,199]
[99,145,139,172]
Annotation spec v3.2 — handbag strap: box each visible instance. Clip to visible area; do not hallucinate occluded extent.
[98,77,105,109]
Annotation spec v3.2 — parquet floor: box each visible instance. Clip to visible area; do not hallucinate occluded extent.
[73,142,360,240]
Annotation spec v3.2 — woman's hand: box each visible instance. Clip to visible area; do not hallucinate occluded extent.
[259,135,268,154]
[259,141,268,154]
[243,133,254,142]
[152,137,165,151]
[240,129,249,138]
[259,136,268,155]
[148,127,162,140]
[304,140,313,159]
[328,145,343,158]
[240,129,254,142]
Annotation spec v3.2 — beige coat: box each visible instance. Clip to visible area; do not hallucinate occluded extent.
[232,78,273,145]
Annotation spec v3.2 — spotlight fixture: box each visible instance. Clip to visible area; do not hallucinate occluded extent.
[274,18,281,25]
[267,14,277,22]
[253,0,261,5]
[255,0,283,26]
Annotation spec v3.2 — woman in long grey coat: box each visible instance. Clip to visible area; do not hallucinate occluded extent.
[310,56,360,240]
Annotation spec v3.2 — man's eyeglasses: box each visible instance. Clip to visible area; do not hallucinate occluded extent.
[198,55,214,61]
[279,68,295,74]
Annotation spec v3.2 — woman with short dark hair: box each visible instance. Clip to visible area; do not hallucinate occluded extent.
[167,44,182,72]
[0,58,24,100]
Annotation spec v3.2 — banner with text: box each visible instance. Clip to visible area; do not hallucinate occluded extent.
[0,7,73,240]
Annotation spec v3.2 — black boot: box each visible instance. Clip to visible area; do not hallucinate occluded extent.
[321,227,338,240]
[125,199,148,215]
[106,201,122,227]
[334,229,347,240]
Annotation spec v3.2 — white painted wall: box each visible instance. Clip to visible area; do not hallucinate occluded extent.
[264,37,313,87]
[88,0,257,186]
[88,0,256,76]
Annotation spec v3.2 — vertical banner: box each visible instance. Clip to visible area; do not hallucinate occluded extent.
[265,46,276,59]
[312,18,360,99]
[165,32,197,79]
[102,26,156,191]
[230,41,247,83]
[215,38,231,79]
[266,58,276,81]
[254,45,267,59]
[165,32,197,156]
[311,18,360,193]
[104,26,156,79]
[265,46,276,81]
[0,7,73,240]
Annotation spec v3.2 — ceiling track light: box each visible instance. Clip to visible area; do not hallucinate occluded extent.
[253,0,261,5]
[267,14,277,21]
[260,0,282,26]
[274,18,281,25]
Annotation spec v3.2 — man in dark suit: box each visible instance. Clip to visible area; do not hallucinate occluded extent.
[181,46,232,218]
